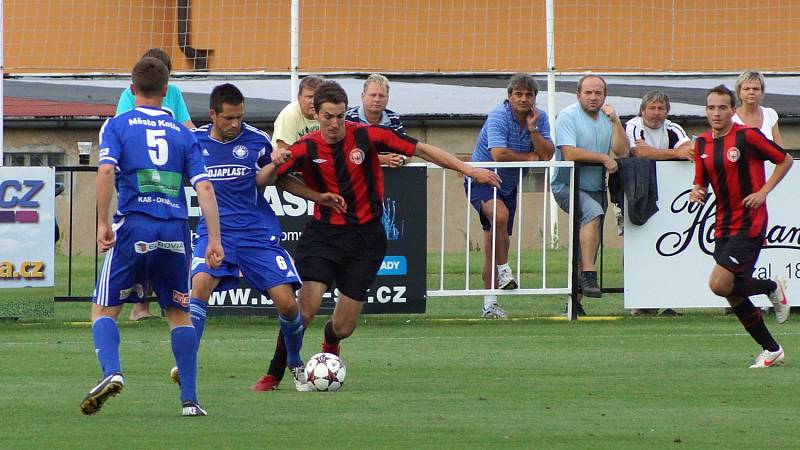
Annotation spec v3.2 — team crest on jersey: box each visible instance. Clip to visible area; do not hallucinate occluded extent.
[232,145,249,159]
[350,148,365,165]
[727,147,740,162]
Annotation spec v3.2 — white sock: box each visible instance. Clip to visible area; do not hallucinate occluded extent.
[483,295,497,308]
[497,263,510,274]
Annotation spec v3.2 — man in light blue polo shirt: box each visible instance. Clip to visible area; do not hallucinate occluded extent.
[467,74,555,318]
[551,75,628,314]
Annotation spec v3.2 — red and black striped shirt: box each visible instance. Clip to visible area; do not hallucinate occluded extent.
[694,123,786,239]
[277,122,417,225]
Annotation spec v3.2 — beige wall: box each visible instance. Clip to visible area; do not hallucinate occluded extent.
[5,1,800,73]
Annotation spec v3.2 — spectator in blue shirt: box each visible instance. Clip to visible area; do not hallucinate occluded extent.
[466,74,554,319]
[551,75,628,315]
[116,48,195,129]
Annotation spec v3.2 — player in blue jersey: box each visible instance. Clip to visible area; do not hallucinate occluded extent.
[183,83,343,392]
[116,48,195,321]
[79,57,223,417]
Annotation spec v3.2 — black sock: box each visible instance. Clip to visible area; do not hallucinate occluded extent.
[581,271,597,281]
[266,330,287,381]
[731,278,777,298]
[324,320,340,345]
[731,298,780,351]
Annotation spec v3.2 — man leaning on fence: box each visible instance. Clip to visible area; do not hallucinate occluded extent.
[551,75,628,316]
[466,73,554,319]
[621,90,692,316]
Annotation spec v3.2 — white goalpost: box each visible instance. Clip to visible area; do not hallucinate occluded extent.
[1,0,4,167]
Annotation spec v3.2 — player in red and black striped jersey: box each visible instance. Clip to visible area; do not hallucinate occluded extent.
[694,119,787,239]
[691,84,793,368]
[256,81,500,389]
[276,120,417,225]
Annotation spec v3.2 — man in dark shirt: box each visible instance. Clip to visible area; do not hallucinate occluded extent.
[691,84,793,368]
[345,73,408,168]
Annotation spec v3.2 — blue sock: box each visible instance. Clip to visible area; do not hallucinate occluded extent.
[189,298,207,347]
[92,316,121,377]
[171,326,198,403]
[279,313,304,368]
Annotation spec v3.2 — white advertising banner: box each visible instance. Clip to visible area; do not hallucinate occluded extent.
[624,161,796,308]
[0,167,56,288]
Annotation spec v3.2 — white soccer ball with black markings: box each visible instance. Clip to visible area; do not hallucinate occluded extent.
[305,352,346,391]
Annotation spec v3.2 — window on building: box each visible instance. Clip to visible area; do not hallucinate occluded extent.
[3,152,66,183]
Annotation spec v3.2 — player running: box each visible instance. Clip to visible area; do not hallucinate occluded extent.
[691,84,792,368]
[80,57,223,416]
[256,81,501,389]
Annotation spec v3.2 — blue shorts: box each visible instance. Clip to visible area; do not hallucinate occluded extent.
[552,187,607,226]
[192,233,301,294]
[464,179,517,235]
[93,215,191,311]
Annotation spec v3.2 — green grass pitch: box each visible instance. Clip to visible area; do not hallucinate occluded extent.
[0,250,798,448]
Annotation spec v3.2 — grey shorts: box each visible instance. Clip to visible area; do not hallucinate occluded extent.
[552,187,607,226]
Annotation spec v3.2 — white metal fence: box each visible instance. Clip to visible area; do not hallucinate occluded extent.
[426,160,575,298]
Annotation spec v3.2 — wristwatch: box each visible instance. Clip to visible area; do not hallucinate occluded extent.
[529,126,540,134]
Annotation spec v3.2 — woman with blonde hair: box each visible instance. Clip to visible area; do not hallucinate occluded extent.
[732,70,783,146]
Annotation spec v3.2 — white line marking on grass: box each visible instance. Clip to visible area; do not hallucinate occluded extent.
[3,331,800,346]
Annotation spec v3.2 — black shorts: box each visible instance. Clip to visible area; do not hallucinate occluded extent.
[295,219,387,302]
[713,235,764,276]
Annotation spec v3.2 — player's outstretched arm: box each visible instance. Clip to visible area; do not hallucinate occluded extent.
[276,174,347,213]
[413,142,501,187]
[95,164,116,252]
[378,153,408,168]
[195,180,224,268]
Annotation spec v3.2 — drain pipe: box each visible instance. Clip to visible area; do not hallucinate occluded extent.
[177,0,212,71]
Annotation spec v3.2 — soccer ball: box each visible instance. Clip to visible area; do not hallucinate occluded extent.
[305,352,346,391]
